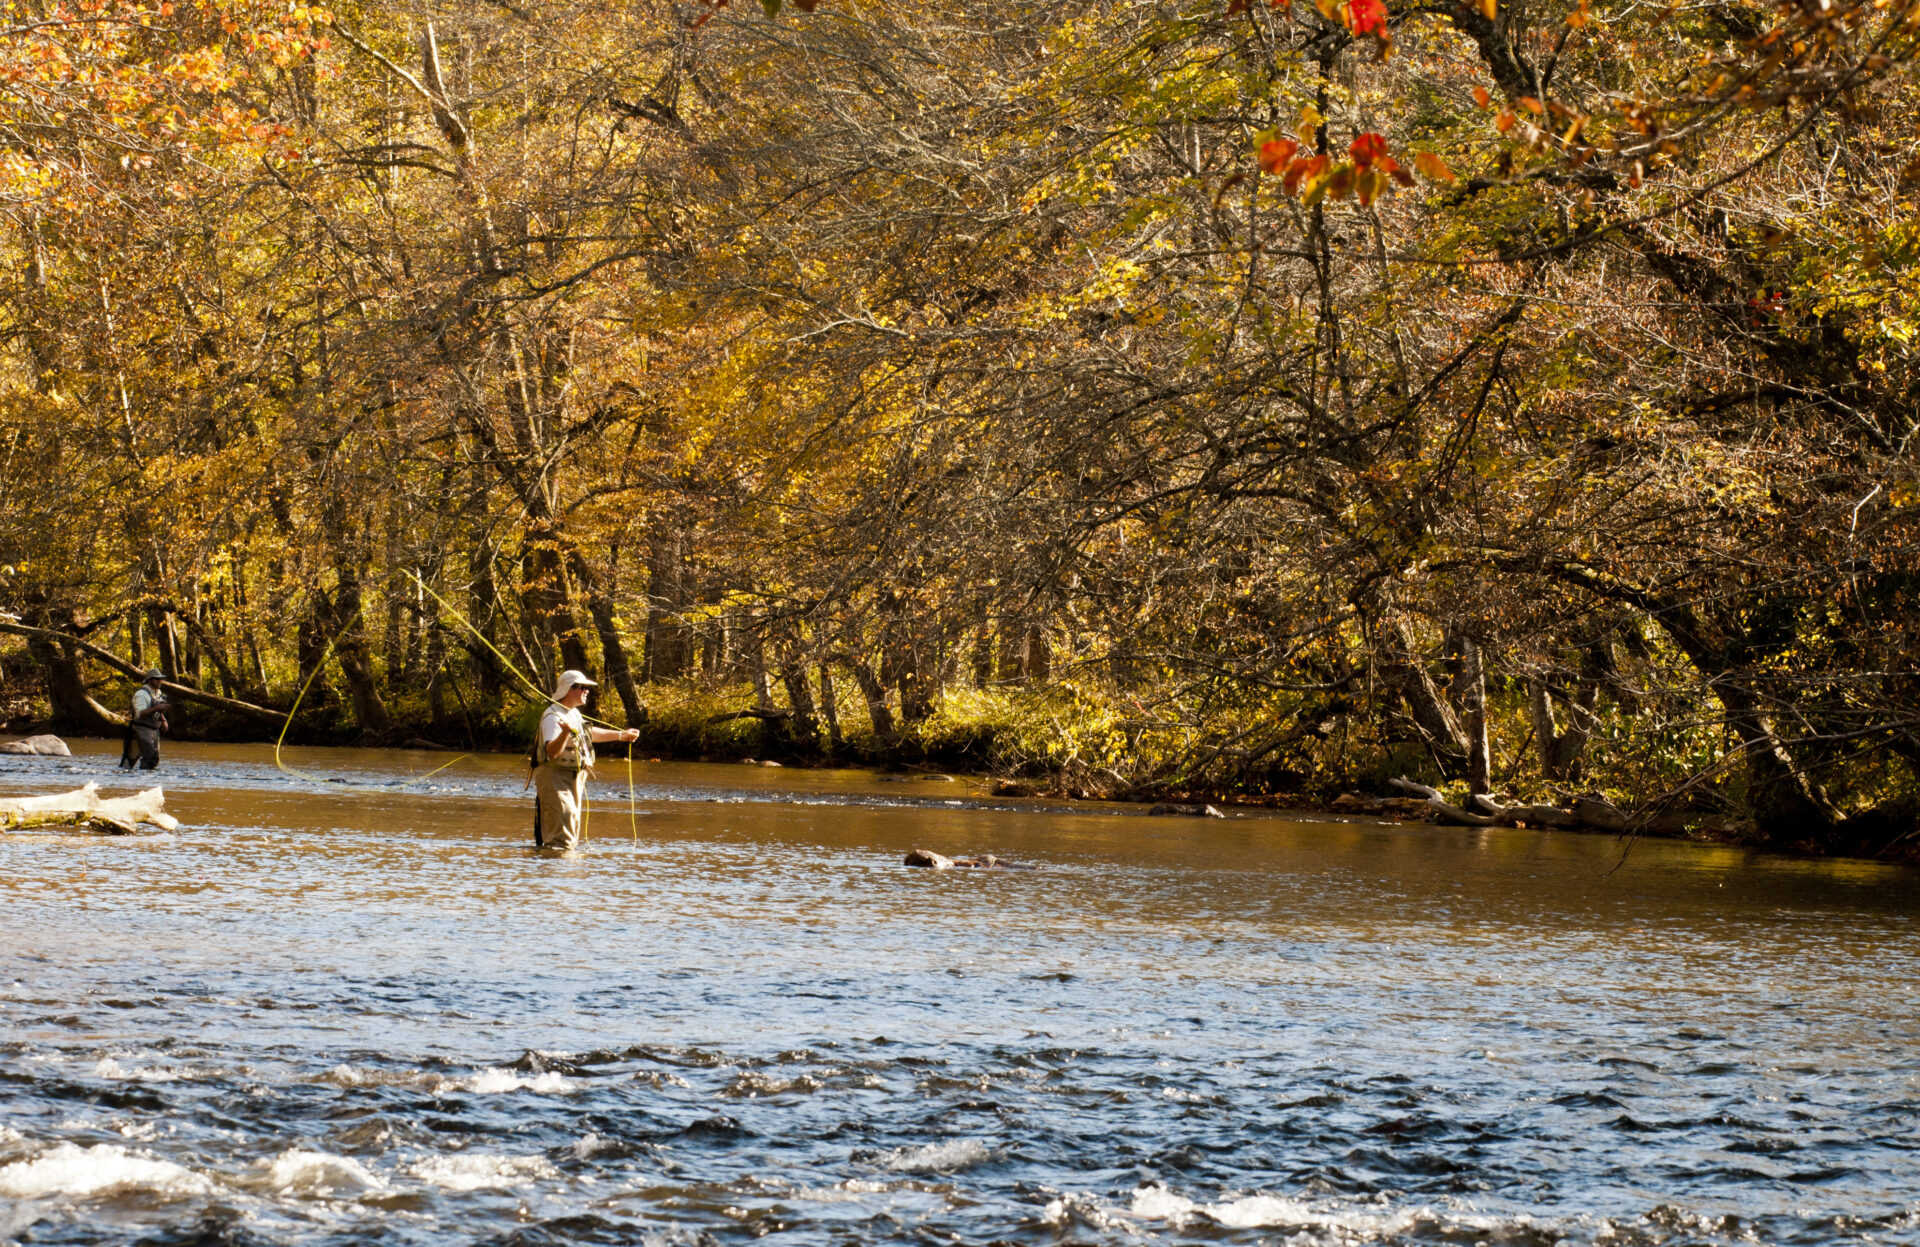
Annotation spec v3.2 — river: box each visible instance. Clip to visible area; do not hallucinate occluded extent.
[2,741,1916,1246]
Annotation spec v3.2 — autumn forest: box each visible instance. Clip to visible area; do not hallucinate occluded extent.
[2,0,1918,851]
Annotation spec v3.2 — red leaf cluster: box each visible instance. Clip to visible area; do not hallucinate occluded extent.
[1257,137,1300,174]
[1347,0,1386,35]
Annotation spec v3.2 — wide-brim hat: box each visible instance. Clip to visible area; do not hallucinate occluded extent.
[143,669,165,682]
[553,669,598,699]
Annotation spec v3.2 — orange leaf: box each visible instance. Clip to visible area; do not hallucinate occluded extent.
[1477,0,1496,16]
[1494,110,1516,133]
[1517,95,1543,114]
[1412,150,1456,182]
[1257,136,1300,174]
[1325,163,1356,200]
[1472,86,1491,109]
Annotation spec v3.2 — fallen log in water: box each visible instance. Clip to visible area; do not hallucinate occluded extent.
[1388,777,1497,826]
[1389,776,1699,836]
[0,784,179,834]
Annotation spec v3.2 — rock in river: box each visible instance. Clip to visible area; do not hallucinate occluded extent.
[0,734,71,757]
[904,849,955,870]
[1147,802,1225,818]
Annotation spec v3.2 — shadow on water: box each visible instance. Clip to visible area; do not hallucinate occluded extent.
[1,741,1916,1245]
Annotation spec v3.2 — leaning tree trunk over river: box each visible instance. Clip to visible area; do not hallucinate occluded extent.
[18,610,122,737]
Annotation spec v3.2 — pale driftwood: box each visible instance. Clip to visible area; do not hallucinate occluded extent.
[0,784,180,834]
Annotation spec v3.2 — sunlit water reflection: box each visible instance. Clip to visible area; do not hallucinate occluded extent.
[2,741,1917,1245]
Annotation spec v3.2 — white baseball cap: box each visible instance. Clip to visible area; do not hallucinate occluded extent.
[553,669,598,699]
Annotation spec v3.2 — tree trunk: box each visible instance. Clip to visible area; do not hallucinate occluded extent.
[148,605,179,680]
[23,617,121,737]
[779,659,820,750]
[645,527,691,680]
[1648,603,1840,839]
[466,541,504,696]
[1459,636,1491,795]
[318,572,393,737]
[297,611,335,707]
[818,662,842,748]
[840,654,895,737]
[574,551,645,728]
[1527,676,1599,783]
[1380,617,1470,774]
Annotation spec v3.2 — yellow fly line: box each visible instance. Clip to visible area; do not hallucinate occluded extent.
[273,608,353,786]
[272,604,472,788]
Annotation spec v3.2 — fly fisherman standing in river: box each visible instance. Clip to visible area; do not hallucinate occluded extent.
[119,669,170,771]
[532,669,640,851]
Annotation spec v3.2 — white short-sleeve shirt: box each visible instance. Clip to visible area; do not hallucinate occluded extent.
[539,705,586,750]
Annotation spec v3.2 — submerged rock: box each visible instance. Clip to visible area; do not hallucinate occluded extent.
[1147,802,1226,818]
[0,734,70,757]
[905,849,1035,871]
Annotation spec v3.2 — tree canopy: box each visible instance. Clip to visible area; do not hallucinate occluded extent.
[4,0,1917,849]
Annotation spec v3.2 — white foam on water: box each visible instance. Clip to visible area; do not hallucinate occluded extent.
[0,1143,213,1200]
[1124,1185,1564,1241]
[795,1178,895,1203]
[92,1057,188,1083]
[0,1127,22,1143]
[571,1133,623,1160]
[406,1153,557,1191]
[1206,1194,1321,1228]
[1041,1192,1126,1231]
[260,1149,385,1195]
[320,1063,571,1095]
[1129,1185,1203,1224]
[723,1071,821,1097]
[882,1138,991,1173]
[452,1068,573,1095]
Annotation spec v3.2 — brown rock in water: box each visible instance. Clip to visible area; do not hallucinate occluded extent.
[1147,802,1226,818]
[903,849,954,870]
[991,779,1037,797]
[0,735,71,757]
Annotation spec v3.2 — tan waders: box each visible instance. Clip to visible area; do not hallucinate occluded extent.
[533,763,587,850]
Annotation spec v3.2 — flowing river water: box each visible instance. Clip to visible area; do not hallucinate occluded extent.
[2,741,1917,1247]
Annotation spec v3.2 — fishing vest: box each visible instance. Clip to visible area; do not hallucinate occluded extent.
[532,708,594,774]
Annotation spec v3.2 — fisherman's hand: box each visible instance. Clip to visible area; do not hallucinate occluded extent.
[624,728,640,743]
